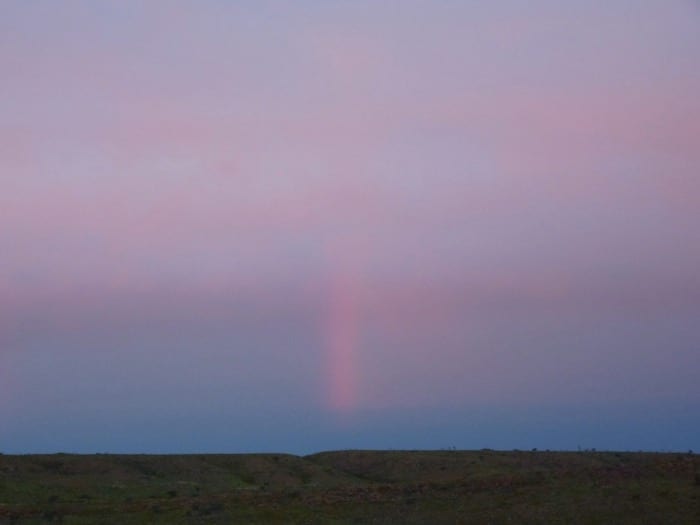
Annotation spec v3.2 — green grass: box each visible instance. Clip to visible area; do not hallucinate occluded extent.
[1,450,698,523]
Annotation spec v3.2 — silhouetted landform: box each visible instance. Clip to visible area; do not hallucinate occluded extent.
[1,450,698,523]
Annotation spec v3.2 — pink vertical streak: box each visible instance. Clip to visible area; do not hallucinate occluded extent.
[324,245,365,413]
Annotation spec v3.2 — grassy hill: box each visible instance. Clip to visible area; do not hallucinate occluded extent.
[1,450,698,523]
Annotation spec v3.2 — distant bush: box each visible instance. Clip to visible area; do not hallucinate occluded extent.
[40,459,64,473]
[239,471,256,484]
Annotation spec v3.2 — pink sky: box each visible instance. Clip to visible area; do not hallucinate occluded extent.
[1,0,699,452]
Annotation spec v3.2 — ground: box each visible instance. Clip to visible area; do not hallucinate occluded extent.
[1,450,699,523]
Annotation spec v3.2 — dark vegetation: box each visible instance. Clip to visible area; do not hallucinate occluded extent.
[0,450,698,523]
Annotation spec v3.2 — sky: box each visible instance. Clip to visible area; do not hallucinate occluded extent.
[1,0,699,454]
